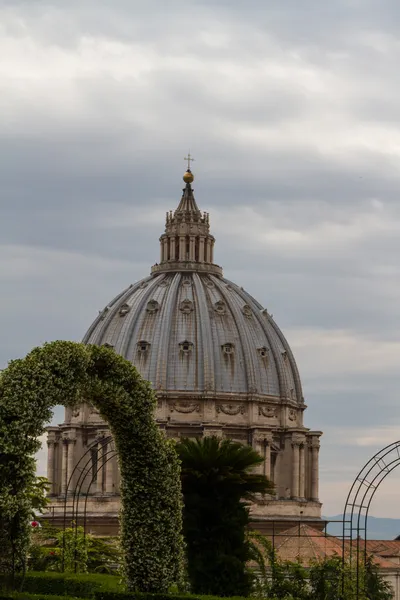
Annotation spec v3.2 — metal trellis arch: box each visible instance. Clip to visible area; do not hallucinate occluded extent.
[342,440,400,596]
[61,435,118,572]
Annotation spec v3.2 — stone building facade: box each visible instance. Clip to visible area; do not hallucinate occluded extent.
[45,168,323,534]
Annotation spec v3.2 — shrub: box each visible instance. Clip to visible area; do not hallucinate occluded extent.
[0,571,124,598]
[94,592,248,600]
[0,341,184,592]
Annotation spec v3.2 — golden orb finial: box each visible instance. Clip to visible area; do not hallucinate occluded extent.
[183,169,194,184]
[183,152,195,183]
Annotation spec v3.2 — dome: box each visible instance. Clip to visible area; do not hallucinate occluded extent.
[83,272,303,403]
[45,165,322,536]
[83,168,303,405]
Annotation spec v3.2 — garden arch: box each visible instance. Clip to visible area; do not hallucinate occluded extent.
[0,341,184,592]
[342,440,400,597]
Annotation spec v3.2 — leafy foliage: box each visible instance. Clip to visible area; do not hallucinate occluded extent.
[176,436,274,597]
[29,524,122,574]
[0,341,184,592]
[0,570,124,597]
[249,532,394,600]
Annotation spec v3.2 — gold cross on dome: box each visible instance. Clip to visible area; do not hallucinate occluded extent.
[184,152,195,169]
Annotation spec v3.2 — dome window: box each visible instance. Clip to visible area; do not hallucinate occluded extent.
[222,343,234,355]
[258,346,269,359]
[242,304,252,318]
[282,351,288,362]
[182,277,192,287]
[119,303,130,317]
[179,340,193,354]
[180,299,194,314]
[137,340,150,354]
[214,301,226,315]
[146,300,160,313]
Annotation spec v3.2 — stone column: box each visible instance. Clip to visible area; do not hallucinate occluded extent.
[66,439,75,494]
[205,238,211,262]
[310,438,320,501]
[199,237,205,262]
[291,441,300,499]
[105,441,114,495]
[170,236,176,260]
[299,443,305,499]
[47,440,56,495]
[179,236,185,261]
[96,439,104,494]
[210,240,215,263]
[61,438,68,495]
[189,236,195,261]
[163,237,168,261]
[265,442,271,480]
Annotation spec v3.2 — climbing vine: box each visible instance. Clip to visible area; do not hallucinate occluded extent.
[0,341,184,592]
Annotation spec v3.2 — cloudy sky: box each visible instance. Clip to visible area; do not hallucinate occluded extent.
[2,0,400,519]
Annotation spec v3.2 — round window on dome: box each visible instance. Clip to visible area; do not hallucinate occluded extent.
[222,343,234,355]
[258,346,269,359]
[179,340,193,354]
[137,341,150,354]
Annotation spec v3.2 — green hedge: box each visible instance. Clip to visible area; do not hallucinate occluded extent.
[0,572,123,597]
[94,592,247,600]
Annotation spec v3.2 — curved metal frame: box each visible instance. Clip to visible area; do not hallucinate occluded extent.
[342,440,400,598]
[61,436,118,572]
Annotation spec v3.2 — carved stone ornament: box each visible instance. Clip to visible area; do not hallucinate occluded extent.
[170,401,200,414]
[258,405,278,418]
[241,304,253,318]
[146,299,159,313]
[137,340,150,354]
[214,300,226,315]
[72,409,80,418]
[222,342,234,355]
[180,299,194,314]
[204,277,215,288]
[158,278,170,287]
[119,303,131,317]
[257,346,269,359]
[216,403,245,416]
[102,342,114,349]
[179,340,194,354]
[139,281,148,289]
[225,284,233,291]
[288,409,297,422]
[182,277,192,286]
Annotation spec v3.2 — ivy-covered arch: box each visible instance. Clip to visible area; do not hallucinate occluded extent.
[0,341,184,592]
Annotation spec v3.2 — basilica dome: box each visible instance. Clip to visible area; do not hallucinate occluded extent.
[83,171,303,405]
[46,166,322,536]
[83,272,302,403]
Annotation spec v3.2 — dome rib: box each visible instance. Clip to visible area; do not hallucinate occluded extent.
[225,279,299,403]
[155,273,181,390]
[214,278,253,394]
[192,273,215,391]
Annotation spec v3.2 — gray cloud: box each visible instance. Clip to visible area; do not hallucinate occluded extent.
[2,0,400,516]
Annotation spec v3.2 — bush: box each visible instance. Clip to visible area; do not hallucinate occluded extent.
[0,571,124,598]
[94,592,247,600]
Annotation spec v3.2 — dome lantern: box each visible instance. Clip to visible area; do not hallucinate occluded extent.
[151,158,222,276]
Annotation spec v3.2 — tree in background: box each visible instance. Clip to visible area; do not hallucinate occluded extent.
[29,524,122,574]
[176,436,274,597]
[250,532,393,600]
[0,341,184,592]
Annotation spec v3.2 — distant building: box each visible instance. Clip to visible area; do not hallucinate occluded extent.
[45,166,322,535]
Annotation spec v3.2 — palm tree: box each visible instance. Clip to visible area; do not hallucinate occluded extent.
[176,436,274,597]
